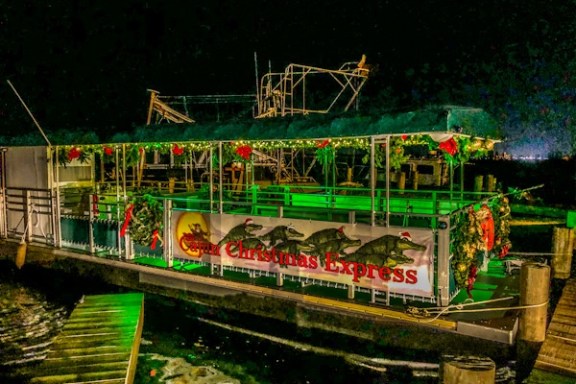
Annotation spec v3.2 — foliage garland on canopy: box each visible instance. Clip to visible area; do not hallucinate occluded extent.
[451,195,511,297]
[120,193,164,249]
[54,133,495,173]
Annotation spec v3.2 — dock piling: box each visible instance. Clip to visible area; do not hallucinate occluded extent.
[519,263,550,343]
[551,227,574,279]
[440,355,495,383]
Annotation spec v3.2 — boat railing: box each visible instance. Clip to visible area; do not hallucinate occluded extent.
[1,186,56,246]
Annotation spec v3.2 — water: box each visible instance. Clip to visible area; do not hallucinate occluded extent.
[0,278,69,382]
[0,261,517,383]
[136,295,442,383]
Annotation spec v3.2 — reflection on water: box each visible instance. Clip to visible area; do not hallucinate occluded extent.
[0,281,69,382]
[0,262,515,383]
[136,295,443,384]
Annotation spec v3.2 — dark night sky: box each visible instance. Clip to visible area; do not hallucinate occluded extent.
[0,0,573,142]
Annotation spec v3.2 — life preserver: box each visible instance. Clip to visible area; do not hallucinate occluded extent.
[479,204,495,251]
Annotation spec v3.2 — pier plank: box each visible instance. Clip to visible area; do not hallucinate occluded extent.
[30,292,144,384]
[530,279,576,379]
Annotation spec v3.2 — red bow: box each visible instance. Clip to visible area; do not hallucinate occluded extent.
[466,264,478,298]
[120,204,134,237]
[151,229,159,250]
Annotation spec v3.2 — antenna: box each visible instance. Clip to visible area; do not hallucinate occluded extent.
[254,51,260,115]
[6,80,52,147]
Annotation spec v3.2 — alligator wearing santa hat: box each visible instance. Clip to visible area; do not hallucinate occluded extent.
[345,232,426,267]
[218,218,263,248]
[258,225,304,246]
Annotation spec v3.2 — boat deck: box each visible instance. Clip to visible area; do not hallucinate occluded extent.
[133,253,522,343]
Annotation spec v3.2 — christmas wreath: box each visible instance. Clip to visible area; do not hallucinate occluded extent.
[120,193,164,249]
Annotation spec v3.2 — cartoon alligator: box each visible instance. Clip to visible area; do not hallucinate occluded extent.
[274,239,315,255]
[304,226,351,245]
[310,237,361,267]
[226,237,267,252]
[345,235,426,267]
[259,225,304,246]
[218,219,263,247]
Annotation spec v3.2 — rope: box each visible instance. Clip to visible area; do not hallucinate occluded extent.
[451,184,544,216]
[406,296,549,323]
[15,203,46,243]
[30,203,47,240]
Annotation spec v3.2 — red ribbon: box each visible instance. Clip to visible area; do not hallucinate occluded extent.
[120,204,134,237]
[466,264,478,298]
[151,229,159,250]
[92,194,99,216]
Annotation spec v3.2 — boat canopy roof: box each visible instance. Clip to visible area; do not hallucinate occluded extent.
[2,105,501,147]
[128,105,500,144]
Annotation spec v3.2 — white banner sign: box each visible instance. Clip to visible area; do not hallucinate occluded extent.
[172,212,435,297]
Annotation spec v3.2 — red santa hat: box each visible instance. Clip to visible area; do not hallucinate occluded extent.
[399,231,412,241]
[244,218,254,226]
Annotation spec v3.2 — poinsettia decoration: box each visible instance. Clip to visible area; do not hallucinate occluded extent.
[438,137,458,156]
[103,146,114,156]
[172,143,184,156]
[235,144,253,160]
[68,147,81,161]
[57,146,91,165]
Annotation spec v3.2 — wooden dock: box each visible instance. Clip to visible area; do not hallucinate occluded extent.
[30,292,144,384]
[528,278,576,382]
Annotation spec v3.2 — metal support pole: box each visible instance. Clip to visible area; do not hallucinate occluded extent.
[24,190,31,243]
[370,136,376,226]
[54,146,62,248]
[218,144,223,213]
[116,147,123,258]
[0,149,6,239]
[385,135,391,227]
[89,194,95,254]
[437,216,451,306]
[164,199,174,268]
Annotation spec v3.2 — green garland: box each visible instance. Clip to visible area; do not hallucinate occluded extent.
[451,207,485,288]
[492,196,512,258]
[451,196,512,288]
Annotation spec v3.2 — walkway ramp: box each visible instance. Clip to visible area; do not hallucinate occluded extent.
[528,278,576,382]
[30,292,144,384]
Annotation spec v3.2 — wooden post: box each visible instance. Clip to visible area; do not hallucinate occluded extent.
[486,174,496,192]
[519,262,550,343]
[474,175,484,192]
[347,284,355,299]
[440,355,495,384]
[276,273,284,287]
[551,227,574,279]
[397,171,406,193]
[413,170,419,190]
